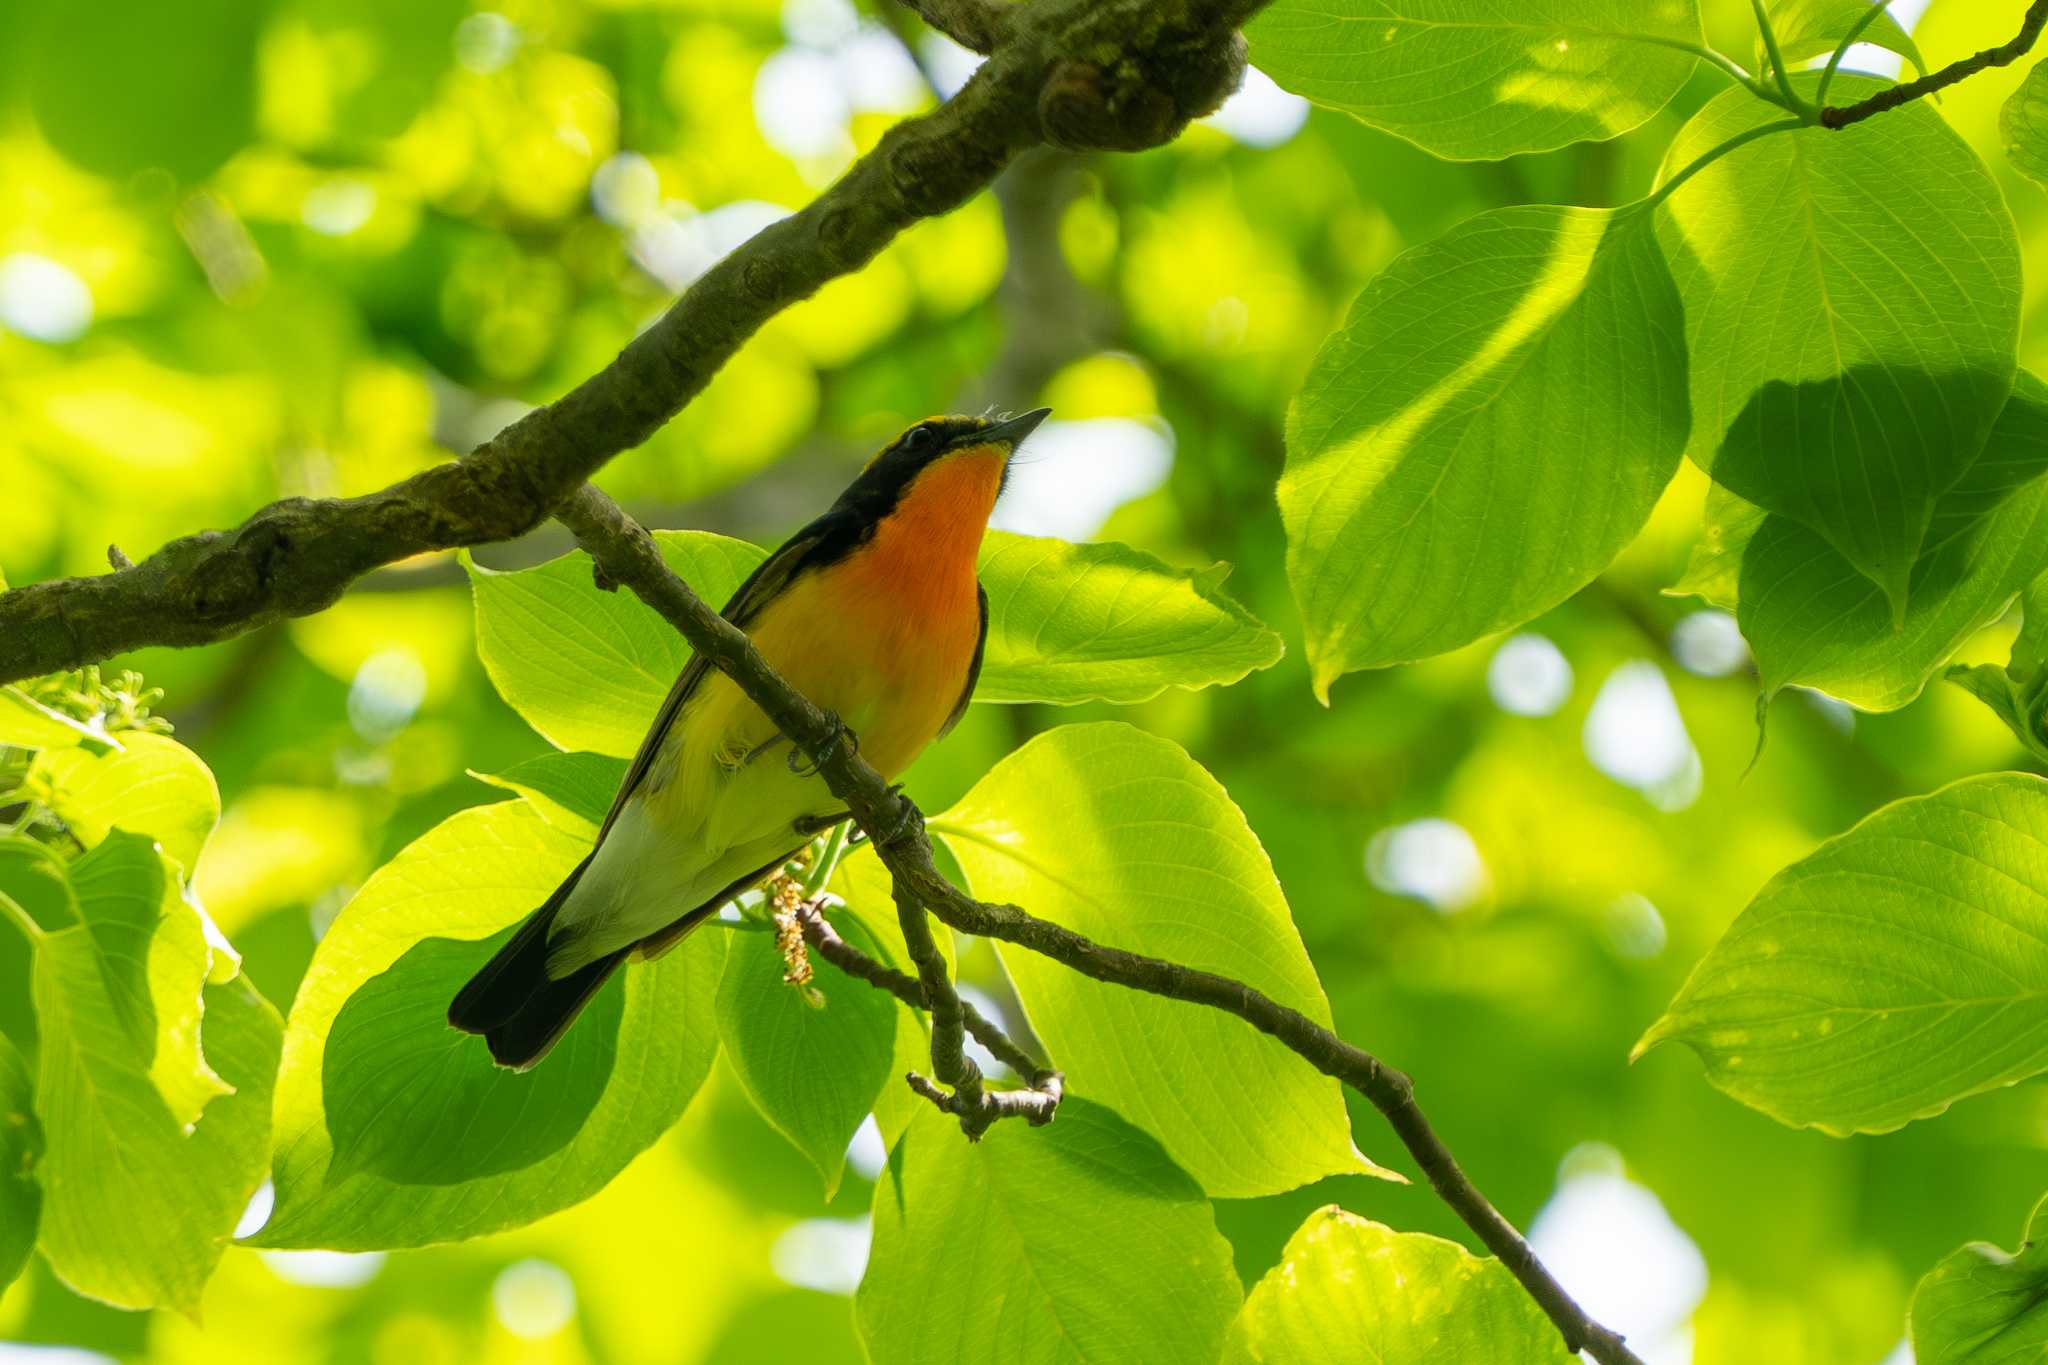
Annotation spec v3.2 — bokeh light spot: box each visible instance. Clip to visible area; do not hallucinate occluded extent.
[491,1258,577,1339]
[1670,609,1748,677]
[1366,818,1487,912]
[0,253,94,343]
[1487,633,1573,716]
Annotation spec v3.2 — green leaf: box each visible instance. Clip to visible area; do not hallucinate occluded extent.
[826,847,949,1151]
[256,799,723,1250]
[856,1098,1242,1364]
[936,723,1384,1196]
[33,731,220,875]
[1246,0,1702,161]
[33,927,279,1311]
[0,687,105,752]
[23,0,262,181]
[1281,204,1686,695]
[471,751,629,838]
[1636,773,2048,1135]
[1946,561,2048,763]
[1674,374,2048,711]
[716,913,897,1198]
[975,532,1283,705]
[1761,0,1925,78]
[2001,58,2048,188]
[1226,1207,1575,1364]
[1911,1192,2048,1363]
[1656,74,2021,617]
[468,531,766,756]
[70,833,229,1130]
[0,1031,40,1295]
[0,835,79,935]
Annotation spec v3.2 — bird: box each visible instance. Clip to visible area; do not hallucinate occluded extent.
[448,407,1051,1070]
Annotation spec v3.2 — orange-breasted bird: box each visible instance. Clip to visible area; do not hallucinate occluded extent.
[449,407,1050,1069]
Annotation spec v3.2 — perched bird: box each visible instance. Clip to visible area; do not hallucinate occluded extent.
[449,407,1050,1069]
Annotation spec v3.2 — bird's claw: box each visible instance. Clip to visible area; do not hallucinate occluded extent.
[788,712,858,776]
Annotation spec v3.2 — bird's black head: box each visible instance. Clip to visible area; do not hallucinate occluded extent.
[837,408,1052,520]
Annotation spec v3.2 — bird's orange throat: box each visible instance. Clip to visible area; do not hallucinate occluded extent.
[846,445,1004,614]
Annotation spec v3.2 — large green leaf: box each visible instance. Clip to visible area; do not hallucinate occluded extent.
[1246,0,1702,160]
[1281,204,1686,695]
[255,798,723,1250]
[936,723,1382,1197]
[69,833,228,1130]
[468,531,765,756]
[1672,374,2048,711]
[1656,75,2021,617]
[1761,0,1925,78]
[856,1099,1242,1365]
[1911,1193,2048,1363]
[32,927,278,1311]
[471,751,629,838]
[32,731,220,874]
[1947,571,2048,764]
[1225,1207,1575,1364]
[0,1031,40,1294]
[23,0,262,181]
[2001,58,2048,188]
[1637,773,2048,1134]
[716,913,897,1198]
[974,532,1282,704]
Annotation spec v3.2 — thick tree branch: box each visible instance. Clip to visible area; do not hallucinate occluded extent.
[555,486,1645,1365]
[1820,0,2048,128]
[0,0,1250,688]
[898,0,1013,54]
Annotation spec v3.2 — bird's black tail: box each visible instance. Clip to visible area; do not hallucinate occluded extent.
[448,854,624,1071]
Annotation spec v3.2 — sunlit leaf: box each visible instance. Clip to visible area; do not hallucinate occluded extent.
[1637,773,2048,1134]
[1226,1207,1574,1363]
[0,1031,39,1294]
[717,913,896,1198]
[1673,374,2048,711]
[1910,1192,2048,1363]
[33,928,278,1311]
[2001,58,2048,187]
[468,531,765,756]
[1247,0,1702,160]
[0,687,104,752]
[69,832,228,1130]
[1762,0,1925,78]
[33,732,220,875]
[1947,572,2048,763]
[256,799,723,1250]
[936,723,1384,1197]
[1281,204,1686,695]
[856,1099,1242,1365]
[471,751,629,838]
[975,533,1283,705]
[1656,75,2021,617]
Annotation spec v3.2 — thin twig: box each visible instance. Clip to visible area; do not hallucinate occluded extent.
[555,485,1644,1365]
[1821,0,2048,128]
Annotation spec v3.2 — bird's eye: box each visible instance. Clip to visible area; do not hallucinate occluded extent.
[902,425,937,455]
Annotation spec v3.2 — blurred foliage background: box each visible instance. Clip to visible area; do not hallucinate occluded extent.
[2,0,2044,1361]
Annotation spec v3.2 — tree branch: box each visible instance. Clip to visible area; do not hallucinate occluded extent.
[898,0,1013,54]
[797,898,1063,1133]
[1820,0,2048,128]
[0,0,1251,688]
[554,485,1644,1365]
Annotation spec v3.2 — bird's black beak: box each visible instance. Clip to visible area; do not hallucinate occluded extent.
[978,406,1052,450]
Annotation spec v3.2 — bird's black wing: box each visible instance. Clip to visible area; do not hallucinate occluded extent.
[590,510,856,845]
[937,583,988,739]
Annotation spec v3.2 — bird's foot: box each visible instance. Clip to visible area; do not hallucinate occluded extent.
[787,711,859,776]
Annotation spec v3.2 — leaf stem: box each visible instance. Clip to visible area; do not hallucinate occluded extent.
[0,891,42,943]
[1645,117,1807,211]
[1750,0,1815,114]
[1814,0,1896,108]
[802,820,851,899]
